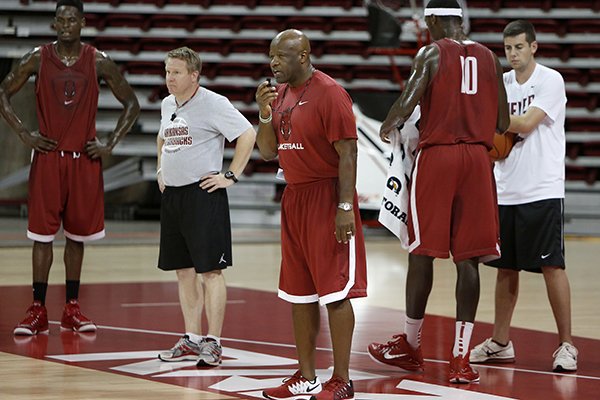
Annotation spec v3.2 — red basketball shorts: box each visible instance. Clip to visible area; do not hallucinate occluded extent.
[27,151,105,242]
[279,179,367,305]
[407,143,500,262]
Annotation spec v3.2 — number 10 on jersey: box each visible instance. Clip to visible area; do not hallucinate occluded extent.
[460,55,478,95]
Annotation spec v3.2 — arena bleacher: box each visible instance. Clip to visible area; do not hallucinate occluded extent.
[1,0,599,229]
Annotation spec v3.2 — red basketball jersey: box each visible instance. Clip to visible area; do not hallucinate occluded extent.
[36,43,99,152]
[271,70,357,185]
[418,38,498,150]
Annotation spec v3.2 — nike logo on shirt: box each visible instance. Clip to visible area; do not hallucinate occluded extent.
[541,253,551,259]
[299,101,309,106]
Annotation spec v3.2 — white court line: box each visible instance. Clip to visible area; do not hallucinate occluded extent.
[47,321,600,381]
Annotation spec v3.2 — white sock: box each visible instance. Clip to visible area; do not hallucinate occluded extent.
[186,332,203,345]
[207,334,221,345]
[404,317,423,350]
[453,321,474,357]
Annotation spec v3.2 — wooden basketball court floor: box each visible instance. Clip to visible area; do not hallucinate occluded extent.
[0,218,599,400]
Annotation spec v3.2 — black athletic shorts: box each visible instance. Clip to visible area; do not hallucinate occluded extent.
[158,181,232,273]
[485,198,565,273]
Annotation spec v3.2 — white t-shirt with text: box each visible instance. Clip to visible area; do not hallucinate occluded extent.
[158,87,252,187]
[494,63,566,205]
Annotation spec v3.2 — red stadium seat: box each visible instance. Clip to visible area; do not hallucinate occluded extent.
[331,16,369,32]
[582,142,600,157]
[183,38,228,55]
[215,63,265,80]
[124,61,165,76]
[209,0,258,7]
[317,65,353,82]
[567,91,598,111]
[570,44,600,60]
[284,16,332,33]
[227,39,270,56]
[501,0,551,11]
[138,37,181,53]
[118,0,167,6]
[566,19,600,34]
[303,0,354,10]
[103,14,148,30]
[257,0,304,7]
[552,0,600,11]
[145,14,195,32]
[192,15,238,31]
[321,40,369,58]
[94,36,141,54]
[238,15,284,32]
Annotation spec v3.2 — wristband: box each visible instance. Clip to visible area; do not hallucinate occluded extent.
[259,112,272,124]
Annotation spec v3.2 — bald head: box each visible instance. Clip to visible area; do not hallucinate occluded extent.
[269,29,313,86]
[272,29,311,55]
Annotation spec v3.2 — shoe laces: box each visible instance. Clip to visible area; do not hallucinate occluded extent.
[380,334,405,349]
[322,376,350,395]
[553,343,578,359]
[280,371,314,393]
[199,339,221,357]
[172,336,191,351]
[282,370,304,385]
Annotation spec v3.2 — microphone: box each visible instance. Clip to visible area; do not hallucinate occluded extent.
[170,113,176,121]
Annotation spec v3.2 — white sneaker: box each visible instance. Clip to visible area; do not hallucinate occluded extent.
[552,342,578,372]
[158,335,201,362]
[470,338,515,363]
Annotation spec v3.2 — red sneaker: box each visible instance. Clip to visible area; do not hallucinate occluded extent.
[263,370,322,399]
[368,333,424,372]
[14,301,49,335]
[449,354,480,383]
[310,376,354,400]
[61,300,97,332]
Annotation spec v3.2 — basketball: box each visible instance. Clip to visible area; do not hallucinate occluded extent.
[489,132,518,161]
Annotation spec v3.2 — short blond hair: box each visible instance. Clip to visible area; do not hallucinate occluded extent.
[165,47,202,80]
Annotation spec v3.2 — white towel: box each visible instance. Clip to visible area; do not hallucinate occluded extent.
[378,106,420,249]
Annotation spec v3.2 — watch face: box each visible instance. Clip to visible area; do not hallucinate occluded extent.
[339,203,352,211]
[225,171,237,182]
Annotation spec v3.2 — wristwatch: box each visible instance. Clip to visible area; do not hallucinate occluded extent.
[224,170,238,183]
[337,202,353,211]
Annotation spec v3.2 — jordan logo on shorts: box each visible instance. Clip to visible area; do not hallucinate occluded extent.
[219,253,226,264]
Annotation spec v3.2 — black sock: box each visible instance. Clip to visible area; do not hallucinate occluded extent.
[66,280,80,302]
[33,282,48,305]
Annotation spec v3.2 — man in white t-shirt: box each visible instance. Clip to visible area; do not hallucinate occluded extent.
[155,47,256,367]
[470,20,578,372]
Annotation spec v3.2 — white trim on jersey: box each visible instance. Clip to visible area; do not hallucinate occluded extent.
[408,151,423,253]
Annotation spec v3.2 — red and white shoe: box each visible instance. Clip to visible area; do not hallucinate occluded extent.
[368,333,424,372]
[449,354,480,383]
[60,300,97,332]
[310,376,354,400]
[14,301,49,335]
[263,370,322,400]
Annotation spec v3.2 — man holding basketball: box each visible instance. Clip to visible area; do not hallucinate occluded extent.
[367,0,509,384]
[470,20,578,372]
